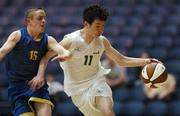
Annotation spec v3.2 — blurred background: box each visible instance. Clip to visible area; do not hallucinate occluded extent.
[0,0,180,115]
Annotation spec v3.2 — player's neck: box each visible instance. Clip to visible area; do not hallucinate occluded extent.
[27,27,42,41]
[80,29,95,44]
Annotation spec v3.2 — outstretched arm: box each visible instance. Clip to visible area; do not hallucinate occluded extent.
[36,36,72,77]
[37,36,72,77]
[0,31,21,60]
[28,50,55,90]
[28,36,72,90]
[103,38,152,67]
[48,36,71,60]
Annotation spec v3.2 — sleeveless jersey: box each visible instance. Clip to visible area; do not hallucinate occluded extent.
[6,27,48,82]
[60,30,110,96]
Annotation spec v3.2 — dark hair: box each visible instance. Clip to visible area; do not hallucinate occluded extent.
[83,5,109,24]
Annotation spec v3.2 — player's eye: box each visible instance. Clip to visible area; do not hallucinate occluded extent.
[37,16,46,21]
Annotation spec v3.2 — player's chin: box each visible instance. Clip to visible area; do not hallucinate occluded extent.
[95,34,101,37]
[40,27,45,32]
[96,32,102,37]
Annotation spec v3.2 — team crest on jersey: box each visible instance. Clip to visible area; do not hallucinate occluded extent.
[74,47,83,51]
[74,47,81,51]
[96,88,103,94]
[93,51,100,54]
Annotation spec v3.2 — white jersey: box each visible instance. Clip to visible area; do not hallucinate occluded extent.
[60,30,110,96]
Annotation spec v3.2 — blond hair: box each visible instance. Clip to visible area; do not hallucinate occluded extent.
[25,7,45,24]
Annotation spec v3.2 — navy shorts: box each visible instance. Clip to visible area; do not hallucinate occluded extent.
[8,81,54,116]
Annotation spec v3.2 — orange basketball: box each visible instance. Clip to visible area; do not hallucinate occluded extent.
[140,62,168,88]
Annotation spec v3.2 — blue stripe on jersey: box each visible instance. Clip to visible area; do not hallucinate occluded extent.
[5,27,48,82]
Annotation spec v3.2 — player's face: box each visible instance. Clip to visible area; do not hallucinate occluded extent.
[29,10,46,33]
[88,19,105,37]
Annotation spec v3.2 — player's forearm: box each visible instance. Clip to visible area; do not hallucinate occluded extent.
[0,50,5,61]
[48,36,70,57]
[105,46,150,67]
[37,57,49,77]
[119,56,150,67]
[55,45,69,56]
[109,51,150,67]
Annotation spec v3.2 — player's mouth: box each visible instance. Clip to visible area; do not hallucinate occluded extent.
[40,25,45,28]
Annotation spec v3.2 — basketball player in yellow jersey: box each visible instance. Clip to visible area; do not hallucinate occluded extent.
[34,5,159,116]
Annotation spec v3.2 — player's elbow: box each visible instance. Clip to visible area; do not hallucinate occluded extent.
[0,50,6,61]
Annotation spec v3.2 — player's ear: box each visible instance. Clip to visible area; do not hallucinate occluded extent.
[83,21,89,27]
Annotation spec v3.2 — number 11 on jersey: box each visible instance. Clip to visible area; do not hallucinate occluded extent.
[84,55,93,65]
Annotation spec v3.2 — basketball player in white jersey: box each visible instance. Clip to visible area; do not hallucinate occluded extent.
[33,5,159,116]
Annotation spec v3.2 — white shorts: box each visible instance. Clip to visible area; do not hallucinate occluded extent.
[71,79,113,116]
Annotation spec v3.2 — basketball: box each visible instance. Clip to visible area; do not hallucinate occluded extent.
[140,62,168,88]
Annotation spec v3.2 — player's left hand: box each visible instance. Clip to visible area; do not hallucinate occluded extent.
[28,75,45,91]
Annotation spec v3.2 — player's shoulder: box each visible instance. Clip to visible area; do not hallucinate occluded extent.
[98,35,109,44]
[65,30,80,37]
[8,30,21,42]
[99,35,112,49]
[63,30,81,43]
[99,35,107,40]
[12,30,21,36]
[47,35,56,42]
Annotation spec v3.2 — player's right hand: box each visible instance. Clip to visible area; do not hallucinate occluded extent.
[149,58,162,64]
[51,50,71,62]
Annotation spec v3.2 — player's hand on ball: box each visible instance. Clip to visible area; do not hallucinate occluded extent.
[149,58,162,63]
[28,75,45,91]
[145,58,162,65]
[141,62,167,88]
